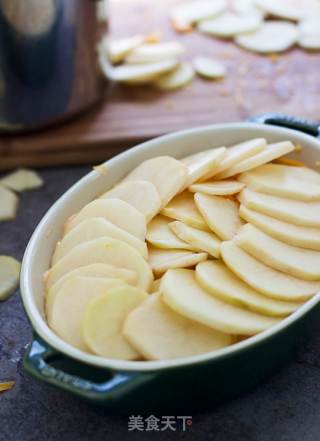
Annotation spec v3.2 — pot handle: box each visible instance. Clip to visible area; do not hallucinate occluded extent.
[247,113,320,138]
[23,331,154,404]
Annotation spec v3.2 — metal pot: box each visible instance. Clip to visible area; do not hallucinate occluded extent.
[0,0,108,133]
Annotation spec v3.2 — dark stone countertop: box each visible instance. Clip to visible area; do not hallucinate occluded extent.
[1,165,320,441]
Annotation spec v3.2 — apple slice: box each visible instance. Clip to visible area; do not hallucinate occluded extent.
[196,260,304,317]
[169,0,228,23]
[161,269,281,335]
[52,218,148,266]
[160,191,211,232]
[153,62,195,91]
[106,34,145,64]
[215,141,295,180]
[49,277,127,351]
[123,292,233,361]
[234,223,320,281]
[192,56,227,79]
[98,180,161,223]
[221,241,320,301]
[148,244,208,277]
[146,215,200,251]
[62,199,146,241]
[45,237,153,292]
[238,164,320,201]
[121,156,188,212]
[0,168,43,192]
[125,42,186,64]
[0,256,21,301]
[194,193,245,240]
[198,12,262,37]
[82,286,148,360]
[238,187,320,227]
[0,184,19,222]
[239,205,320,250]
[188,180,245,195]
[169,221,222,258]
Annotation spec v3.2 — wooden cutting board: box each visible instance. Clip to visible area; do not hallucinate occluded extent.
[1,0,320,170]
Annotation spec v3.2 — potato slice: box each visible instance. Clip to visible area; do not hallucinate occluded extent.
[199,138,266,182]
[238,164,320,201]
[238,187,320,227]
[188,180,245,195]
[52,218,148,266]
[169,221,222,258]
[107,35,144,64]
[82,286,148,360]
[234,223,320,281]
[153,62,195,91]
[123,292,233,361]
[62,199,146,241]
[160,191,211,232]
[150,278,162,293]
[232,0,265,19]
[49,277,127,351]
[239,205,320,250]
[125,42,186,64]
[121,156,188,212]
[192,56,227,78]
[161,269,281,335]
[198,12,262,37]
[45,237,153,292]
[0,256,21,301]
[146,215,200,251]
[298,19,320,50]
[0,184,19,222]
[235,21,298,54]
[148,244,208,277]
[255,0,308,21]
[215,141,295,180]
[196,260,304,317]
[194,193,246,240]
[1,168,43,192]
[169,0,228,23]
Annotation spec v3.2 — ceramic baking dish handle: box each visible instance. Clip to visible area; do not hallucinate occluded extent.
[23,331,155,404]
[248,113,320,138]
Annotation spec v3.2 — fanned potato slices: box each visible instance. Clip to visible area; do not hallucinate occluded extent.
[125,42,186,64]
[123,292,233,361]
[169,0,228,23]
[161,269,281,335]
[198,12,262,37]
[107,34,144,64]
[153,62,195,91]
[0,184,19,222]
[255,0,307,21]
[188,180,245,195]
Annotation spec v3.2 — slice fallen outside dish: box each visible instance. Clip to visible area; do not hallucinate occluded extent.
[0,168,43,192]
[0,255,21,301]
[197,12,262,38]
[153,62,195,91]
[0,184,19,223]
[169,0,228,23]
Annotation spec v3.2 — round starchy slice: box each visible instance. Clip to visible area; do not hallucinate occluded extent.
[298,18,320,50]
[98,180,161,223]
[235,21,298,54]
[234,223,320,281]
[45,237,153,292]
[125,41,186,64]
[52,218,148,266]
[49,277,128,351]
[153,62,195,91]
[123,292,233,361]
[192,56,227,78]
[169,221,222,259]
[62,199,146,241]
[161,269,281,335]
[255,0,310,21]
[0,168,43,192]
[169,0,228,23]
[0,256,21,301]
[82,286,148,360]
[231,0,265,18]
[106,34,145,64]
[196,260,304,317]
[188,180,245,195]
[0,184,19,222]
[198,12,262,37]
[194,193,245,240]
[239,205,320,250]
[120,156,188,212]
[221,241,320,301]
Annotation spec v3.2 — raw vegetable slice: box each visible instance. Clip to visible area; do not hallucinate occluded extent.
[0,256,21,301]
[192,56,227,78]
[188,180,245,195]
[150,278,162,293]
[215,141,295,179]
[106,34,144,64]
[125,42,186,64]
[198,12,262,38]
[234,223,320,281]
[0,184,19,222]
[161,269,281,335]
[169,0,228,23]
[221,241,320,301]
[196,260,304,317]
[82,286,148,360]
[153,62,195,91]
[255,0,308,21]
[232,0,265,18]
[0,168,43,192]
[194,193,245,240]
[123,292,233,361]
[298,18,320,50]
[99,180,161,223]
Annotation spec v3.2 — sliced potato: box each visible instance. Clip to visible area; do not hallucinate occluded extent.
[45,237,153,292]
[82,286,148,360]
[232,0,265,18]
[196,260,304,317]
[0,184,19,222]
[98,180,161,223]
[0,256,21,301]
[125,42,186,64]
[298,19,320,50]
[161,269,281,335]
[255,0,307,21]
[194,193,245,240]
[169,221,222,258]
[121,156,188,212]
[169,0,228,23]
[238,187,320,227]
[198,12,262,37]
[1,168,43,192]
[234,223,320,281]
[150,278,162,293]
[62,199,146,241]
[123,292,233,361]
[192,56,227,78]
[188,179,245,195]
[107,34,144,64]
[153,62,195,91]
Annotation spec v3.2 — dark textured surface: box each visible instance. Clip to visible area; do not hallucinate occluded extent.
[1,166,320,441]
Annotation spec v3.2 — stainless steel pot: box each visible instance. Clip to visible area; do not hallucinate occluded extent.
[0,0,108,132]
